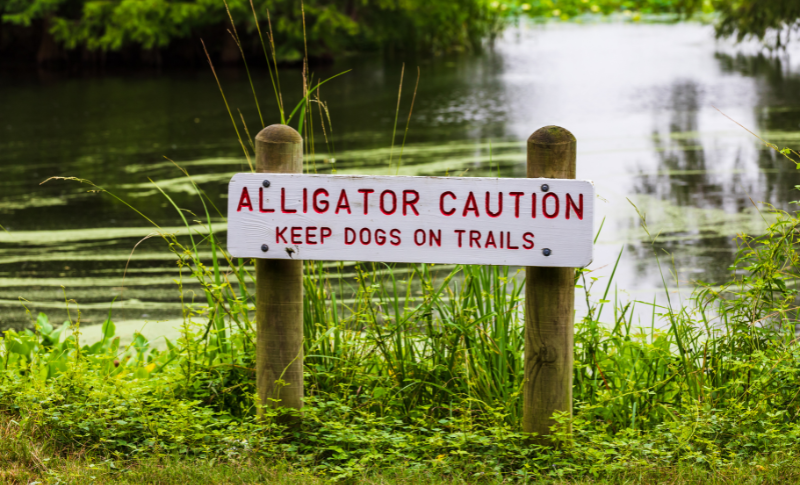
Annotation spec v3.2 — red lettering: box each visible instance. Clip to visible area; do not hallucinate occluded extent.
[403,190,420,216]
[258,187,275,213]
[303,188,308,213]
[507,231,519,249]
[236,187,253,212]
[313,188,329,213]
[455,229,465,247]
[390,229,401,246]
[335,189,352,214]
[522,232,534,249]
[440,191,456,216]
[566,194,583,220]
[485,192,502,217]
[485,231,497,248]
[281,188,296,213]
[462,192,480,217]
[543,193,559,219]
[414,229,426,246]
[344,227,356,245]
[276,226,288,244]
[509,192,523,218]
[429,230,441,247]
[358,189,374,215]
[469,230,481,248]
[375,229,386,245]
[531,193,536,218]
[500,231,504,248]
[291,227,302,244]
[306,226,317,244]
[321,227,332,244]
[359,228,371,245]
[380,190,397,215]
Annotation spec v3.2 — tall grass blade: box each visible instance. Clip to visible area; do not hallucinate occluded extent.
[200,39,254,172]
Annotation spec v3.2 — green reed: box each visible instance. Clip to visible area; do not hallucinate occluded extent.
[5,6,800,476]
[10,3,799,432]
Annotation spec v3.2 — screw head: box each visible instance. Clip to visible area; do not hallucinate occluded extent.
[262,180,271,188]
[261,244,269,252]
[542,248,552,256]
[541,184,549,192]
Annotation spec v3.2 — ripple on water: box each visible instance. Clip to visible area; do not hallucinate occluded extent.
[0,21,799,333]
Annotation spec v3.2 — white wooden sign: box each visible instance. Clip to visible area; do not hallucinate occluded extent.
[227,174,594,267]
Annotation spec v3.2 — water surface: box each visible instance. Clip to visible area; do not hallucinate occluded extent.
[1,21,800,335]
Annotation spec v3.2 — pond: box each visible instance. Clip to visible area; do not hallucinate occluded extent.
[1,20,799,337]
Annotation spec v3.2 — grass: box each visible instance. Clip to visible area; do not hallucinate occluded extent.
[4,413,800,484]
[4,3,800,482]
[3,218,800,481]
[6,158,800,476]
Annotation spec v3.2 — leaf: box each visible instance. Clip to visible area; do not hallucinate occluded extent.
[6,336,32,356]
[37,312,53,335]
[132,332,149,353]
[85,341,104,354]
[101,319,116,341]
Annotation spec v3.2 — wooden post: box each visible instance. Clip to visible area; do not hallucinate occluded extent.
[254,124,304,418]
[523,125,576,442]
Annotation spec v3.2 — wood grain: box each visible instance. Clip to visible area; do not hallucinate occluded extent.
[254,124,304,419]
[523,125,576,443]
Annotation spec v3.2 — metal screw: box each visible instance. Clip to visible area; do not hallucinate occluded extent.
[262,180,271,188]
[261,244,269,252]
[541,184,549,192]
[542,248,552,256]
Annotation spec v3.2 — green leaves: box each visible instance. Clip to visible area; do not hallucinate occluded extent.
[5,151,800,479]
[2,0,503,58]
[100,318,115,342]
[4,331,36,358]
[1,0,70,27]
[710,0,800,48]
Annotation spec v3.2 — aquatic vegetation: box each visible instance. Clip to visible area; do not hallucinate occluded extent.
[3,155,800,478]
[512,0,708,21]
[3,11,800,480]
[3,99,800,477]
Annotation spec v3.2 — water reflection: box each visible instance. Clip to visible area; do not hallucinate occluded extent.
[1,22,800,332]
[624,49,800,288]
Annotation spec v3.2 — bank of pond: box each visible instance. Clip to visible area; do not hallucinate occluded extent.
[2,196,800,479]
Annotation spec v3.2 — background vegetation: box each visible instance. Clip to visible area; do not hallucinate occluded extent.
[516,0,705,20]
[0,0,507,65]
[709,0,800,49]
[2,0,798,66]
[1,138,800,481]
[3,0,800,481]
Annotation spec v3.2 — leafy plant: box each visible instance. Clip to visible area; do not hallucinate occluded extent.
[4,14,800,481]
[1,0,509,63]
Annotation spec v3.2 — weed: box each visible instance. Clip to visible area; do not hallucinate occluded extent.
[4,7,800,482]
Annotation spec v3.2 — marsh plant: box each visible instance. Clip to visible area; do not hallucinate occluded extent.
[4,5,800,479]
[3,143,800,479]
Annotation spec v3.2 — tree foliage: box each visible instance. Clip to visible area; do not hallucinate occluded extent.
[517,0,704,20]
[711,0,800,48]
[0,0,506,60]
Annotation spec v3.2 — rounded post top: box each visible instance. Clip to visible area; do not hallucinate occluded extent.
[528,126,575,145]
[256,124,302,144]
